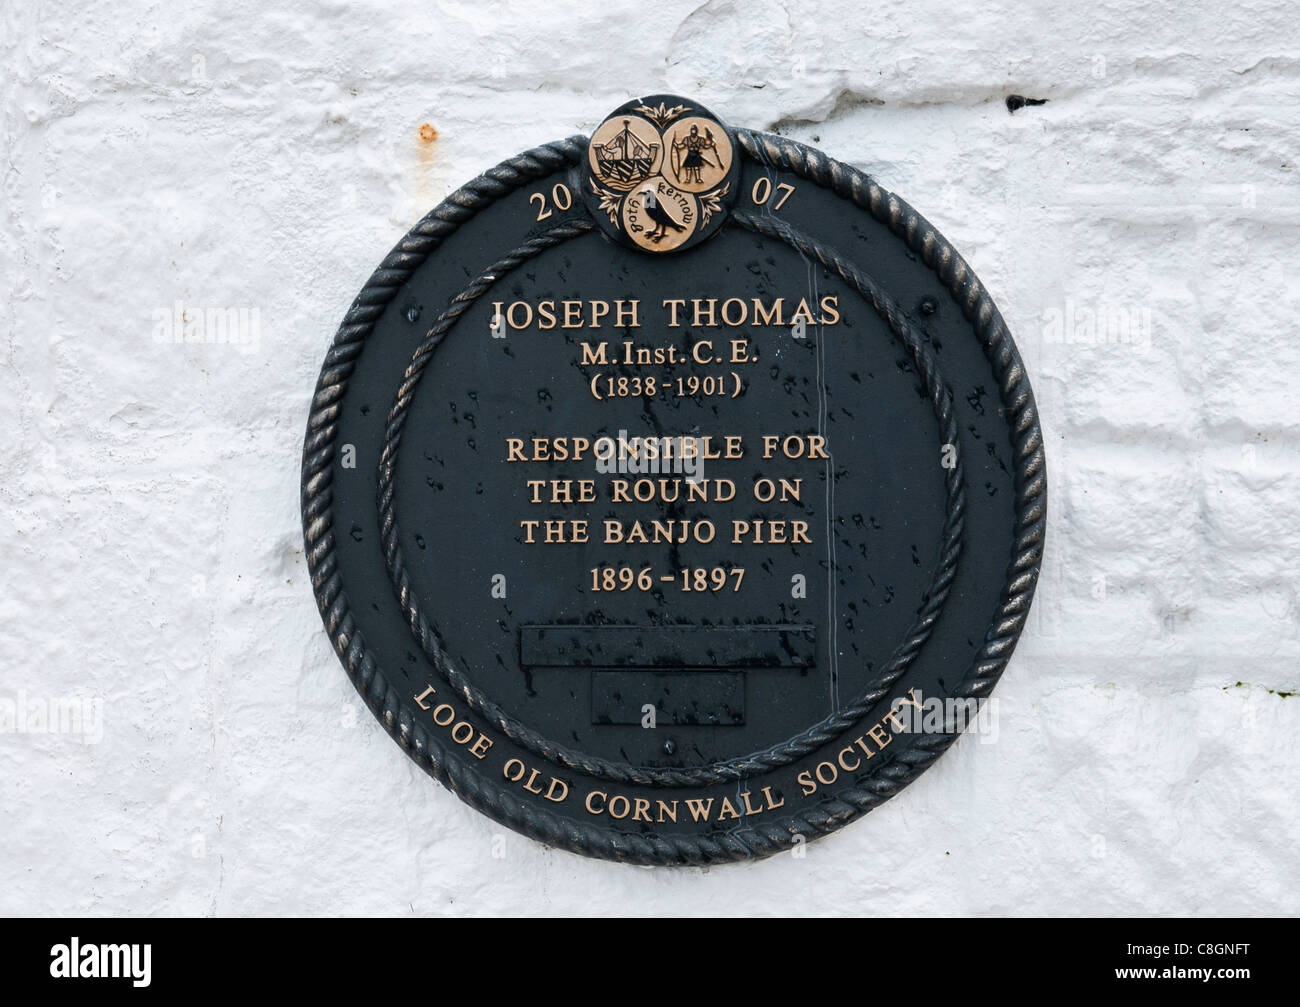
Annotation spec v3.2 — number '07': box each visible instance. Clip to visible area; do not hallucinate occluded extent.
[530,183,573,220]
[751,177,795,210]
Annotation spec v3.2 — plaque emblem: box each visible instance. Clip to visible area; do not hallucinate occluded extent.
[583,95,738,253]
[303,93,1046,865]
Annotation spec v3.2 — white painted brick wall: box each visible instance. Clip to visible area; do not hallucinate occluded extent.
[2,0,1297,915]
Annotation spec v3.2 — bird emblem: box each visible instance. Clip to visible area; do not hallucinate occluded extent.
[637,184,687,243]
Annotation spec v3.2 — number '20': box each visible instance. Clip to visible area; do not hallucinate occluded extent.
[530,184,573,220]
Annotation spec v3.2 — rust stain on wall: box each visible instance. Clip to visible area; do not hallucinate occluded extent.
[414,121,440,203]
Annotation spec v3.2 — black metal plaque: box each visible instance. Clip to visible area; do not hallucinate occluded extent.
[302,94,1045,865]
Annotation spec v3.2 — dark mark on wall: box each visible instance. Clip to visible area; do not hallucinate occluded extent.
[1006,94,1049,114]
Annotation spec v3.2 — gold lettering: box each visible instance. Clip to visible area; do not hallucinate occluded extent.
[544,778,568,803]
[506,302,532,330]
[615,299,640,328]
[760,434,829,460]
[752,297,784,326]
[881,707,907,732]
[562,300,583,328]
[537,300,557,329]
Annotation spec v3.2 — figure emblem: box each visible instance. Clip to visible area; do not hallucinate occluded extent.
[669,121,727,190]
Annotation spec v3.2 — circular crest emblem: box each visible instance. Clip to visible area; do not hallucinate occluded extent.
[583,95,740,253]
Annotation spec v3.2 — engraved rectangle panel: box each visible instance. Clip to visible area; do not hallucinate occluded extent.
[519,624,816,669]
[591,671,745,726]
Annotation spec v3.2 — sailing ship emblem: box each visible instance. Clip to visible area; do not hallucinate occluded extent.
[589,117,662,191]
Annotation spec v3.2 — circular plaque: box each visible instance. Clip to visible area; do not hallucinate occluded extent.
[301,93,1046,865]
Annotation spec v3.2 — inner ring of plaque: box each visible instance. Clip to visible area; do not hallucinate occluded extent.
[378,211,965,785]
